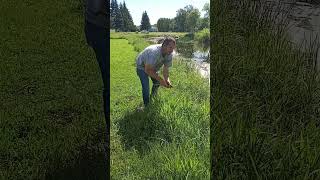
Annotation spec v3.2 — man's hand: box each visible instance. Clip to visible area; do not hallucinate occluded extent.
[165,79,172,88]
[160,79,169,88]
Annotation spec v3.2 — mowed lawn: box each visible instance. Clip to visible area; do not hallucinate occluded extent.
[110,38,210,179]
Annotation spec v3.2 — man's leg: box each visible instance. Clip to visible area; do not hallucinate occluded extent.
[92,42,107,122]
[151,77,160,98]
[86,22,108,125]
[137,68,150,106]
[85,21,109,179]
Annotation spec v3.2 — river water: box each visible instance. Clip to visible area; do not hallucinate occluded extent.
[266,0,320,70]
[175,41,210,79]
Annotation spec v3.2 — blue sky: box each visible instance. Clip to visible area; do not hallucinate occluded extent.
[115,0,209,26]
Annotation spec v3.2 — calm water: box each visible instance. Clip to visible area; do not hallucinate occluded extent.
[267,0,320,70]
[175,40,209,62]
[175,40,210,79]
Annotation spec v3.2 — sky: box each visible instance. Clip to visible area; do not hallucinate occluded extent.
[115,0,209,26]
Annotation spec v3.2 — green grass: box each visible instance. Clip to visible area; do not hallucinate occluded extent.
[110,32,187,52]
[1,0,106,179]
[211,0,320,179]
[110,36,210,179]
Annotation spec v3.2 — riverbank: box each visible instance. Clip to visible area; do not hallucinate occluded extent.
[260,0,320,70]
[119,32,210,81]
[211,0,320,179]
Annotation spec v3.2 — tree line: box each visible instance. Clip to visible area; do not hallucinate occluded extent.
[110,0,210,32]
[157,4,209,32]
[110,0,136,31]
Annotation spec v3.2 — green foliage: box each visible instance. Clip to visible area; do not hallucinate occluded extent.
[199,3,210,31]
[110,32,187,53]
[157,18,171,32]
[110,0,119,29]
[174,8,187,32]
[185,7,201,32]
[140,11,151,31]
[173,5,202,32]
[119,2,136,32]
[111,0,136,32]
[211,0,320,179]
[195,28,210,48]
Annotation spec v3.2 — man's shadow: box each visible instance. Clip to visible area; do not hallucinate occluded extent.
[117,98,172,155]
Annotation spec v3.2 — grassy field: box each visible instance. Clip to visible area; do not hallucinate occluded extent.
[1,0,106,179]
[110,34,210,179]
[211,0,320,179]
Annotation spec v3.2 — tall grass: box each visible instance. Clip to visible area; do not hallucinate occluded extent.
[195,28,210,50]
[211,0,320,179]
[110,32,187,52]
[110,35,210,179]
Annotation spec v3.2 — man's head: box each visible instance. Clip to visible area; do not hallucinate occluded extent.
[161,37,176,56]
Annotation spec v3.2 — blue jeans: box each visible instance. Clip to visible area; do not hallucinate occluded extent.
[136,68,160,106]
[85,21,108,124]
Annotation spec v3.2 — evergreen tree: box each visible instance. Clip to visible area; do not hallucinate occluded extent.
[140,11,151,31]
[115,3,124,31]
[121,2,136,31]
[110,0,119,29]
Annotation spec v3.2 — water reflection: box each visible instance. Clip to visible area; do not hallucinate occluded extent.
[175,39,210,79]
[176,40,209,62]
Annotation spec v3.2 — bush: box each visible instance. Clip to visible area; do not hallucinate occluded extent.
[194,28,210,47]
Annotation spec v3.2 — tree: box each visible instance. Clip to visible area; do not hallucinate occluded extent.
[173,5,200,32]
[114,3,124,31]
[198,3,210,30]
[174,8,187,32]
[124,2,136,31]
[110,0,120,29]
[169,19,175,32]
[185,7,200,32]
[140,11,151,31]
[119,1,136,31]
[157,18,171,32]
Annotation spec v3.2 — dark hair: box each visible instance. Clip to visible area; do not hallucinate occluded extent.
[162,36,176,47]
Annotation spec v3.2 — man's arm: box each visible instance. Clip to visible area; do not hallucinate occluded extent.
[163,65,169,81]
[163,65,172,87]
[144,64,168,87]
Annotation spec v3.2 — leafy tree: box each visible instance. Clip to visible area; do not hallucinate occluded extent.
[157,18,171,32]
[169,19,175,32]
[174,8,187,32]
[199,3,210,30]
[140,11,151,31]
[185,7,200,32]
[173,5,200,32]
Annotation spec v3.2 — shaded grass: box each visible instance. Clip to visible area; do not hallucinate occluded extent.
[1,0,106,179]
[110,37,210,179]
[211,0,320,179]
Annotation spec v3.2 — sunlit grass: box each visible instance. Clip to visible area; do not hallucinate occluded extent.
[110,36,210,179]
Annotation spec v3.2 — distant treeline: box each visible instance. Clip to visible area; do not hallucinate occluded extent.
[110,0,210,32]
